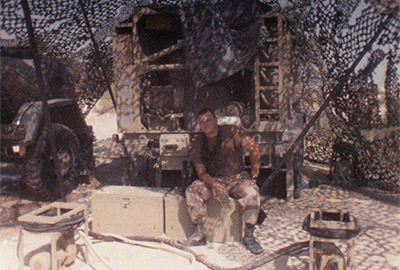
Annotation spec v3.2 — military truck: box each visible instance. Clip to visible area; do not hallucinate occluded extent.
[1,47,94,201]
[111,6,304,200]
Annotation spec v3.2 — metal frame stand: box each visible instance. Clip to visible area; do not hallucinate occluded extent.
[17,202,88,270]
[307,208,357,270]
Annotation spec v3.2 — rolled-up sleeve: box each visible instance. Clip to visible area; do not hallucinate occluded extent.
[233,126,248,148]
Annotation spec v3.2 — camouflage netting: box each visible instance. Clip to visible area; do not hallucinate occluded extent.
[0,55,75,123]
[1,0,399,190]
[274,0,400,189]
[179,0,269,88]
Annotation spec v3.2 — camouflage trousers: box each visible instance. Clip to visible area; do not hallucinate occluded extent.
[185,171,260,225]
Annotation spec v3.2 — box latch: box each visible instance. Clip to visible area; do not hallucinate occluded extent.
[122,198,130,208]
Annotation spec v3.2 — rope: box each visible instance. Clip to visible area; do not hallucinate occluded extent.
[20,212,85,233]
[302,214,361,240]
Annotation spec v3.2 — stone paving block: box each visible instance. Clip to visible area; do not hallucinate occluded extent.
[205,185,400,270]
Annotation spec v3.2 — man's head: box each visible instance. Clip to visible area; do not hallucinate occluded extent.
[197,108,218,138]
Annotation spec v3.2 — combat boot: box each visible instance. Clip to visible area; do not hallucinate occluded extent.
[178,224,206,247]
[243,223,263,254]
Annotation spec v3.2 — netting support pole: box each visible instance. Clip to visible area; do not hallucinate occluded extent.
[261,15,393,194]
[78,0,117,110]
[20,0,67,202]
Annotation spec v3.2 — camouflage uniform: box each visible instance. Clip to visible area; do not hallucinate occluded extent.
[185,171,260,225]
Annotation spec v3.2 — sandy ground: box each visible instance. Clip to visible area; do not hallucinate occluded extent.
[0,232,208,270]
[1,105,399,270]
[86,110,118,141]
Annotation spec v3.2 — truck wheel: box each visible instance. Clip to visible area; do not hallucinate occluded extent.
[25,124,79,201]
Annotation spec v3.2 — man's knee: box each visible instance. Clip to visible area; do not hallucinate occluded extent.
[186,180,202,193]
[185,180,211,202]
[242,185,260,206]
[242,184,259,196]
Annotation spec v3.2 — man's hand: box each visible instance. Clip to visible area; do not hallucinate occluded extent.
[242,136,261,179]
[212,181,229,201]
[194,163,228,200]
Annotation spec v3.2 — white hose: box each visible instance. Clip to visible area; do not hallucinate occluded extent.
[101,233,196,270]
[78,230,195,270]
[78,230,118,270]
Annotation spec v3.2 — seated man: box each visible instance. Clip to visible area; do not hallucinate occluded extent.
[179,108,263,254]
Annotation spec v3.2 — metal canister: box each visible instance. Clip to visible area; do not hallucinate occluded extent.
[224,101,246,117]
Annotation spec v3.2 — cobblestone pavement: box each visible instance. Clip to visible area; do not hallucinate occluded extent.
[197,184,400,270]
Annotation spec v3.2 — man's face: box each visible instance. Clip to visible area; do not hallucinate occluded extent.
[198,111,218,137]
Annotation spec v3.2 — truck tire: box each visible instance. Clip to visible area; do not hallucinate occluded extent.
[24,124,79,201]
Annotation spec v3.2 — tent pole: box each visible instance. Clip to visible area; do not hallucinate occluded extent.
[78,0,117,110]
[20,0,67,202]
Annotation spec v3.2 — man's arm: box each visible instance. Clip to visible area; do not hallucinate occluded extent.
[241,136,261,179]
[194,163,216,187]
[194,163,228,200]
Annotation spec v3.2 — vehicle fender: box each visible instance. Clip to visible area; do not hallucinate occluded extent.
[13,101,44,147]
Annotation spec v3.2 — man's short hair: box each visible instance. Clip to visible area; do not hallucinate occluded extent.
[197,108,216,118]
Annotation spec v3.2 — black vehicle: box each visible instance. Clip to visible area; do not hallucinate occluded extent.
[1,47,94,200]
